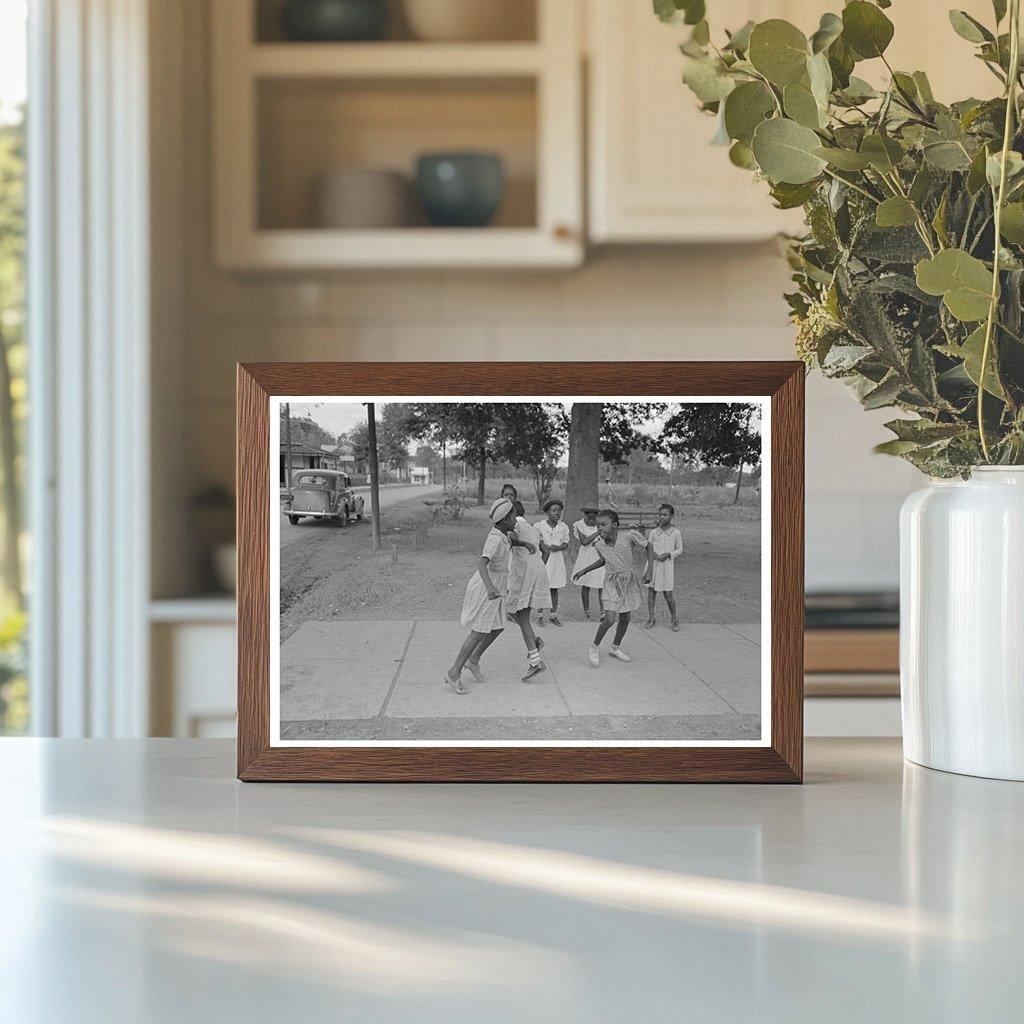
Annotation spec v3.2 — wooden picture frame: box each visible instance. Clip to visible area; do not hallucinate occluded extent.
[237,362,804,782]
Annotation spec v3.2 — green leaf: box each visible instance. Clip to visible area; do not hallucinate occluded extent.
[784,80,824,129]
[923,140,972,171]
[810,12,843,54]
[909,164,933,205]
[653,0,705,26]
[884,418,963,443]
[986,150,1024,191]
[876,197,918,228]
[967,144,991,194]
[915,249,994,322]
[724,20,755,53]
[1000,203,1024,245]
[729,140,757,169]
[862,374,903,409]
[691,19,710,45]
[874,439,922,455]
[993,0,1008,24]
[748,20,809,87]
[770,180,820,209]
[814,146,872,170]
[751,118,828,184]
[940,325,1006,398]
[723,81,775,144]
[837,76,879,104]
[913,71,935,104]
[807,51,833,110]
[827,36,855,88]
[860,133,904,173]
[932,190,950,247]
[683,57,736,104]
[842,1,895,59]
[948,10,994,44]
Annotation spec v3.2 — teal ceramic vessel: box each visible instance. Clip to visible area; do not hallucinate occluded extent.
[415,152,505,227]
[281,0,388,42]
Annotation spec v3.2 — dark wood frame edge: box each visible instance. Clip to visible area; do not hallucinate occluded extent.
[237,362,804,783]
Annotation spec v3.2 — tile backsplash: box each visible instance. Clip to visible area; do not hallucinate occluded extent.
[181,246,917,594]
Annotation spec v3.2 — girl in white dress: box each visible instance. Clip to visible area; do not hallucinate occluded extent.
[571,507,604,620]
[645,503,683,631]
[507,501,550,680]
[447,498,535,694]
[536,499,570,626]
[572,509,653,668]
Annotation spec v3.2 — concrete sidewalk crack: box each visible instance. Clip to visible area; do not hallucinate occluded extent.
[646,628,742,716]
[380,621,417,718]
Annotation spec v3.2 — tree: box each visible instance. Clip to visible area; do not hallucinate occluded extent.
[564,402,667,525]
[377,402,413,478]
[282,413,335,451]
[0,113,25,609]
[663,403,761,503]
[500,404,569,508]
[346,422,370,469]
[564,404,602,528]
[405,402,506,504]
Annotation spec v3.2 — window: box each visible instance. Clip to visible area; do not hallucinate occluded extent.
[0,0,27,734]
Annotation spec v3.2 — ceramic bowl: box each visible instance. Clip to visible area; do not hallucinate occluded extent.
[281,0,388,42]
[415,152,504,228]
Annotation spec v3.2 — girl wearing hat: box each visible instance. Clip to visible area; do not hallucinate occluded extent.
[536,498,570,626]
[446,497,535,694]
[572,509,653,668]
[571,506,604,620]
[507,500,549,680]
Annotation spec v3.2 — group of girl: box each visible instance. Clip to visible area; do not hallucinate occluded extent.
[444,486,684,694]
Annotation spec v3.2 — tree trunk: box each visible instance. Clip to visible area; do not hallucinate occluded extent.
[565,403,601,528]
[476,447,487,506]
[733,460,744,505]
[0,325,23,608]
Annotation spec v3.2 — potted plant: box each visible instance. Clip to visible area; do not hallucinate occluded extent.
[659,0,1024,779]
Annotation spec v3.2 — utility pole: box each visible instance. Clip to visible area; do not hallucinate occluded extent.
[283,402,294,491]
[441,407,448,491]
[366,402,382,552]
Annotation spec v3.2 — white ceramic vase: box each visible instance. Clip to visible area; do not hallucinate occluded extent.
[900,467,1024,780]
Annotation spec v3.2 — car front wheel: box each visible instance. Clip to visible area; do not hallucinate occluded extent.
[288,515,300,526]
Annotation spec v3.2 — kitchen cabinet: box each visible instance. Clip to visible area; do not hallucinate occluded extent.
[586,0,998,244]
[211,0,583,269]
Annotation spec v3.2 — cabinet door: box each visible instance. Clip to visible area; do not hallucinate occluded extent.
[588,0,995,244]
[588,0,813,243]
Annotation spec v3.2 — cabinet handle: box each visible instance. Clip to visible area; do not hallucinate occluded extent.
[553,224,574,241]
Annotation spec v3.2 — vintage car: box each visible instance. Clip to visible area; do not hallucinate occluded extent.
[282,470,364,526]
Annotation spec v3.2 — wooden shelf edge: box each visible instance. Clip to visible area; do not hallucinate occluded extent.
[249,42,544,79]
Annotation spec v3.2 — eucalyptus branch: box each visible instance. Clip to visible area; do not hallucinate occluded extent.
[978,0,1021,461]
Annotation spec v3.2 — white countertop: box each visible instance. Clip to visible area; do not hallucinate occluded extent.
[1,738,1020,1023]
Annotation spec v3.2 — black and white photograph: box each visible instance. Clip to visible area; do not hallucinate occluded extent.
[271,397,769,746]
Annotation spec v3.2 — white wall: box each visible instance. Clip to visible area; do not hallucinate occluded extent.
[153,0,921,599]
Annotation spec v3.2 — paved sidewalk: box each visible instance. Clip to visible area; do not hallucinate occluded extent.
[280,619,762,742]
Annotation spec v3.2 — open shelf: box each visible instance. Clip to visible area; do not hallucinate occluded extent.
[257,77,537,232]
[254,0,539,45]
[212,0,581,268]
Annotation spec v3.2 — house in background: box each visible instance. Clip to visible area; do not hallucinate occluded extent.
[279,441,338,487]
[410,466,432,485]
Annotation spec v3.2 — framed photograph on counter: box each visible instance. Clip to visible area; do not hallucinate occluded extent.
[236,362,804,782]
